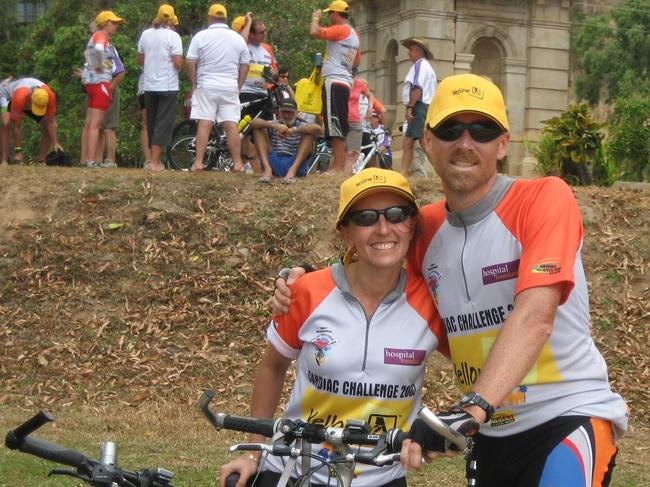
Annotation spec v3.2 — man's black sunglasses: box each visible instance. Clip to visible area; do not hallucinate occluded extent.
[343,205,416,227]
[432,119,503,143]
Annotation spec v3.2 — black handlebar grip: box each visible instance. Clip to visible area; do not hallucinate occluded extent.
[11,435,87,468]
[5,410,54,449]
[386,429,408,452]
[221,415,277,438]
[341,431,381,446]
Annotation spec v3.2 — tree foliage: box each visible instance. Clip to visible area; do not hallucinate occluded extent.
[573,0,650,103]
[1,0,329,163]
[572,0,650,182]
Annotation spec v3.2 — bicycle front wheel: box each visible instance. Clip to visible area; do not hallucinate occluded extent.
[377,152,393,170]
[167,135,196,171]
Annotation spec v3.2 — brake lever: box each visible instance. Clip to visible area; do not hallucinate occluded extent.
[48,468,88,480]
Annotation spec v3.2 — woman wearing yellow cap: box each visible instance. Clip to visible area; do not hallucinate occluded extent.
[137,4,183,172]
[80,10,124,169]
[219,168,448,487]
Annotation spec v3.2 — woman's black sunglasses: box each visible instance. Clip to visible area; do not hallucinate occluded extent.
[343,205,416,227]
[432,119,503,143]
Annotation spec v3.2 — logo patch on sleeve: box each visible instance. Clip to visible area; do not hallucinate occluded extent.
[531,258,561,275]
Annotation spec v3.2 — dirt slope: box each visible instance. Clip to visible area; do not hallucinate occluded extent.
[0,166,648,430]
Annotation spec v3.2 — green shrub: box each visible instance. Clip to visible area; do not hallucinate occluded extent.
[530,103,614,186]
[606,95,650,182]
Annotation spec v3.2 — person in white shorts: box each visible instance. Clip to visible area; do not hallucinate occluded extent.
[186,3,250,172]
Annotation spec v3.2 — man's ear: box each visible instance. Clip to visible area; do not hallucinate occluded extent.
[496,132,510,161]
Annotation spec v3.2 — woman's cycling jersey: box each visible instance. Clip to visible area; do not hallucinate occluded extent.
[265,262,448,486]
[409,175,628,438]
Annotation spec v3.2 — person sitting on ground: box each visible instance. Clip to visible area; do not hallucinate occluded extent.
[219,167,448,487]
[0,77,64,165]
[274,65,295,101]
[361,110,392,168]
[249,98,320,183]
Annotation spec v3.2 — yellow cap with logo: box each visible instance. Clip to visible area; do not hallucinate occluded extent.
[426,73,509,131]
[31,88,49,117]
[336,168,416,227]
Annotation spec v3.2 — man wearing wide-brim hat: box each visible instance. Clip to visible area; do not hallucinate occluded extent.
[399,36,437,176]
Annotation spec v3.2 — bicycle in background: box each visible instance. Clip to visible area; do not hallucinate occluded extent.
[167,68,283,172]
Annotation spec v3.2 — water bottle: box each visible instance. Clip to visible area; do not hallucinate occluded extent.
[314,52,322,67]
[237,114,252,132]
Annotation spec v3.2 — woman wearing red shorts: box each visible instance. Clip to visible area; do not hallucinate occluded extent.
[80,10,124,168]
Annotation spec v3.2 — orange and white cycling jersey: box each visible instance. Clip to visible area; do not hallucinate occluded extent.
[266,262,447,486]
[242,42,277,96]
[409,175,628,438]
[318,24,360,86]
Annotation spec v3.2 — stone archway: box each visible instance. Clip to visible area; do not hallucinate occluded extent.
[385,40,399,106]
[471,37,506,94]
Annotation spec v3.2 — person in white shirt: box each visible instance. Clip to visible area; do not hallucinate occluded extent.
[137,4,183,172]
[400,37,436,177]
[185,3,250,172]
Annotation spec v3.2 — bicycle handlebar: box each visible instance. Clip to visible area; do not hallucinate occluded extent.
[199,389,406,463]
[5,411,175,487]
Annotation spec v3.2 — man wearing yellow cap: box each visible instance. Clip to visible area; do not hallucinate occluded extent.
[392,73,627,486]
[310,0,360,173]
[273,74,628,487]
[186,3,250,172]
[0,77,63,165]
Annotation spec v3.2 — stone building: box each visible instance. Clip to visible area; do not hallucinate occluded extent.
[348,0,574,176]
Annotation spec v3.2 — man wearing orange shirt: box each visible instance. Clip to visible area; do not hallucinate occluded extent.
[310,0,360,173]
[0,77,63,165]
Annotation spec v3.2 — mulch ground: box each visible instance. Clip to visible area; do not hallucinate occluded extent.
[0,166,647,430]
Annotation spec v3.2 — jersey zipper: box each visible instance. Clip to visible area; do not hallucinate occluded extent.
[348,294,373,372]
[458,213,472,301]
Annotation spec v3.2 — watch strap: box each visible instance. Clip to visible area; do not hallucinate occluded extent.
[459,391,495,422]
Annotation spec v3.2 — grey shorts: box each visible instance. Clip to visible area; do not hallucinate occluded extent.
[102,87,120,130]
[405,102,428,140]
[346,122,362,152]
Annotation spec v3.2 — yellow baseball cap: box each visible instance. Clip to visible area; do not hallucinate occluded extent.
[231,15,246,32]
[323,0,350,13]
[336,168,417,227]
[156,4,179,25]
[95,10,125,26]
[31,88,49,117]
[208,3,227,18]
[426,73,509,131]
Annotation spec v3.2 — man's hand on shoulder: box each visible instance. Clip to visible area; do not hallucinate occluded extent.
[272,267,306,315]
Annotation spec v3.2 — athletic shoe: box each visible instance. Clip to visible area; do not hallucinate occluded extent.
[243,162,254,174]
[100,159,117,168]
[86,161,101,169]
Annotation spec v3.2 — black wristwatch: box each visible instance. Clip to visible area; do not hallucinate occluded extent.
[458,391,495,423]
